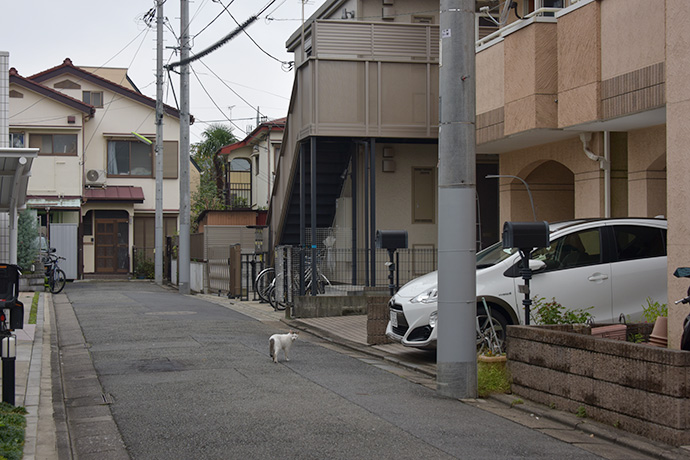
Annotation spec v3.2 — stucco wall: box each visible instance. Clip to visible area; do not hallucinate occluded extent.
[601,0,666,81]
[666,0,690,349]
[557,1,601,127]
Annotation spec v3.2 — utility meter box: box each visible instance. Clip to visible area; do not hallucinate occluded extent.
[502,221,549,250]
[376,230,408,251]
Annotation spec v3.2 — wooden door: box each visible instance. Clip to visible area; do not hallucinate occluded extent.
[95,218,129,273]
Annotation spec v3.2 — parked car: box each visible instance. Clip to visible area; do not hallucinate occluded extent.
[386,218,668,349]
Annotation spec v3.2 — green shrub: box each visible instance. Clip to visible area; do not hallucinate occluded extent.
[478,360,511,397]
[0,402,26,460]
[641,297,667,323]
[531,296,593,325]
[133,253,155,279]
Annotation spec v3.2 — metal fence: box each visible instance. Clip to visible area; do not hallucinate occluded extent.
[273,246,438,304]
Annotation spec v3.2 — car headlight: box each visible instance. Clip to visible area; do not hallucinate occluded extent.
[411,287,438,304]
[429,310,438,328]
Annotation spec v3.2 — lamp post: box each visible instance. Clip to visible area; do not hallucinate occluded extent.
[1,335,16,405]
[486,174,537,221]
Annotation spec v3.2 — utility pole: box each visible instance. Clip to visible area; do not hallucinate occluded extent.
[178,0,191,294]
[436,0,477,399]
[154,0,164,285]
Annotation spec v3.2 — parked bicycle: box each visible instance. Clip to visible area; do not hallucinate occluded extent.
[43,250,66,294]
[253,254,332,312]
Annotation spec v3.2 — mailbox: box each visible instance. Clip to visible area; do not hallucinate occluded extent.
[376,230,408,251]
[0,265,22,331]
[502,221,549,250]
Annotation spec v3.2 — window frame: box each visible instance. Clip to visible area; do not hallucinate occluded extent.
[106,139,154,178]
[83,90,104,108]
[29,133,78,156]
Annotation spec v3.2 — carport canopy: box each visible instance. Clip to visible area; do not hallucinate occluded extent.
[0,147,38,264]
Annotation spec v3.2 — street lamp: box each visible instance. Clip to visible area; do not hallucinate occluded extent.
[486,174,537,221]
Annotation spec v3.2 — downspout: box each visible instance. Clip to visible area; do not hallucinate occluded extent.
[580,132,611,218]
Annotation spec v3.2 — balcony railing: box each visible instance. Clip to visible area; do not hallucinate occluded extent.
[476,7,564,49]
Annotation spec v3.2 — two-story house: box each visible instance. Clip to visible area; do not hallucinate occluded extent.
[218,117,285,214]
[9,58,183,278]
[268,0,690,343]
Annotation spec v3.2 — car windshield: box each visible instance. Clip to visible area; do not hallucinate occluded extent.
[476,241,517,269]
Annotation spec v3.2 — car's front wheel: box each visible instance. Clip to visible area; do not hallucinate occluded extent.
[476,304,508,353]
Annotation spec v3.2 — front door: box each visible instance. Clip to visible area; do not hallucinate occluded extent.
[95,218,129,273]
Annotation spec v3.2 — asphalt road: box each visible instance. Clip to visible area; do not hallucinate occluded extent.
[61,281,604,459]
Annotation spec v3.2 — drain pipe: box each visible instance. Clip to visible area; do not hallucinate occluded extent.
[580,132,611,218]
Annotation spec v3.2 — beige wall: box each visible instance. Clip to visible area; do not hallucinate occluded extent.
[476,41,504,114]
[666,0,690,348]
[503,23,558,135]
[601,0,666,81]
[10,84,85,198]
[627,125,666,218]
[557,1,601,127]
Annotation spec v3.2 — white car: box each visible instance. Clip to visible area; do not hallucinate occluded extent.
[386,218,668,349]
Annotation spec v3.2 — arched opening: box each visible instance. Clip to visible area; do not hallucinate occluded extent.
[512,160,574,222]
[228,158,252,209]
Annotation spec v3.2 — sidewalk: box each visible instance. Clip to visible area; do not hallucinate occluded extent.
[12,291,58,460]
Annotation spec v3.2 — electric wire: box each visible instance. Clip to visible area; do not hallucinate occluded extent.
[194,57,268,122]
[214,0,293,70]
[190,63,246,135]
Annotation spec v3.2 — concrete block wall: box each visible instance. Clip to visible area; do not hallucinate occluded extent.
[366,296,392,345]
[292,295,368,318]
[507,325,690,446]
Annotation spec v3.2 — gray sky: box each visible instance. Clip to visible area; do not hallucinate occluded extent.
[1,0,326,144]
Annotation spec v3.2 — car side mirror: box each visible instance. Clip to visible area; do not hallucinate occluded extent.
[529,259,546,272]
[503,258,547,278]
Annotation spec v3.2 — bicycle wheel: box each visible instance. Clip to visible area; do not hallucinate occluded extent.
[268,284,287,311]
[51,268,66,294]
[475,304,507,352]
[254,268,275,303]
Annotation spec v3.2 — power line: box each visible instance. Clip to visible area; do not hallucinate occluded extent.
[214,0,293,70]
[194,58,268,122]
[190,63,247,135]
[166,14,258,69]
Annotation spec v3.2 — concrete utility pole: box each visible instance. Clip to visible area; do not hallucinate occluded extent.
[179,0,191,294]
[154,0,164,285]
[437,0,477,399]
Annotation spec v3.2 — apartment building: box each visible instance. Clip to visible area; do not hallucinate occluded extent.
[269,0,690,344]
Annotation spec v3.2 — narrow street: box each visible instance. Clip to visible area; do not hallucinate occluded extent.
[54,281,608,459]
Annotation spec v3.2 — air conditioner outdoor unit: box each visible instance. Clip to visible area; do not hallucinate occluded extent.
[85,169,106,186]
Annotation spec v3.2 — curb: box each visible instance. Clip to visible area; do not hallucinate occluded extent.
[283,316,689,460]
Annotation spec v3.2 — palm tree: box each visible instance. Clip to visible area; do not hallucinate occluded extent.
[192,124,237,198]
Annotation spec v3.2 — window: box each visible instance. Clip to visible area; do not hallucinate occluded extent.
[83,91,104,107]
[107,140,152,177]
[9,133,24,148]
[29,134,77,155]
[83,211,93,237]
[412,167,435,223]
[613,226,666,262]
[531,229,601,271]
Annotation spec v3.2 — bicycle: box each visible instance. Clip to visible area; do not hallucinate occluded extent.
[43,251,67,294]
[476,297,503,355]
[254,267,275,304]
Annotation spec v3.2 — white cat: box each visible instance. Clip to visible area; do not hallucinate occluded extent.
[269,330,299,363]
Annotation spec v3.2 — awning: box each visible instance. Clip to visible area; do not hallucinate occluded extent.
[27,198,82,210]
[0,147,38,213]
[83,186,144,203]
